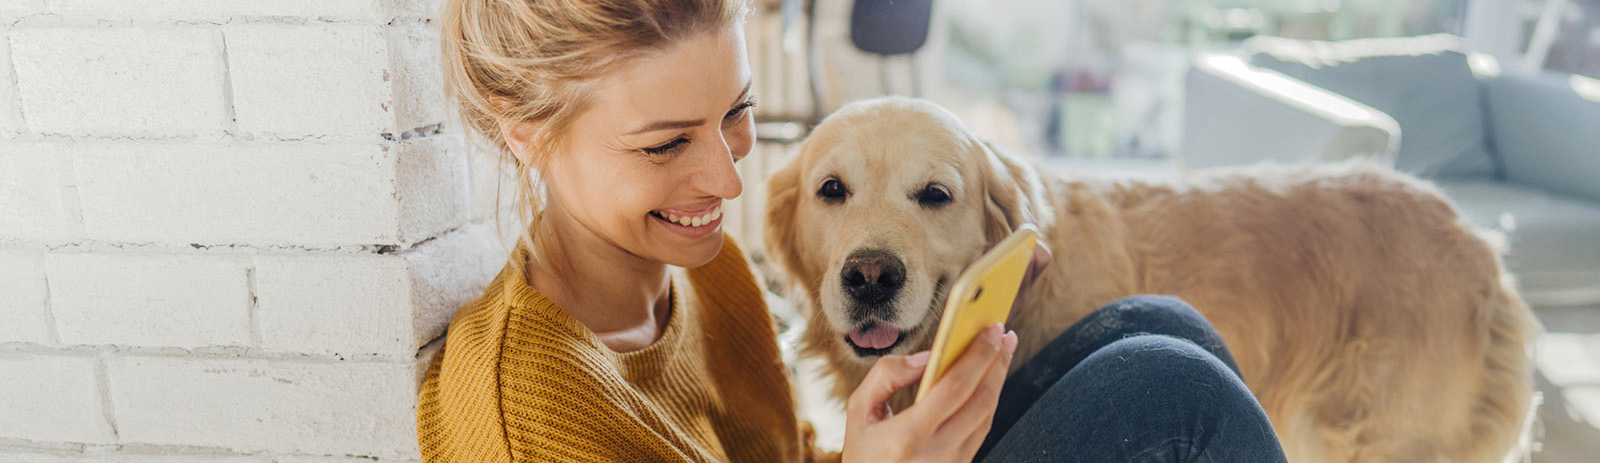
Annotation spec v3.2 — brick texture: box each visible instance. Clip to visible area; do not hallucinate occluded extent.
[0,251,49,343]
[107,356,420,458]
[225,25,392,139]
[0,355,113,443]
[46,253,250,348]
[10,28,226,137]
[73,142,400,247]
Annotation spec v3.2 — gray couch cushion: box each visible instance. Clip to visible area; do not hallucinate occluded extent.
[1247,35,1498,178]
[1436,178,1600,304]
[1481,71,1600,203]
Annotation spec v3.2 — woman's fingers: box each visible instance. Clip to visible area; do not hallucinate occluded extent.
[906,324,1008,424]
[847,351,931,423]
[937,331,1016,442]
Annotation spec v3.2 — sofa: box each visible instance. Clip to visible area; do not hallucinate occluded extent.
[1183,34,1600,307]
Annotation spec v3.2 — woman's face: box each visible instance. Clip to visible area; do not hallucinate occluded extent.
[541,27,754,268]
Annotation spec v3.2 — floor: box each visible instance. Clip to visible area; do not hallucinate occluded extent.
[789,305,1600,460]
[1529,304,1600,463]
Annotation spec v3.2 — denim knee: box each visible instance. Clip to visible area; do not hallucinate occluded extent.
[1092,295,1208,331]
[1081,331,1254,416]
[1079,335,1274,453]
[982,334,1286,463]
[1078,295,1240,378]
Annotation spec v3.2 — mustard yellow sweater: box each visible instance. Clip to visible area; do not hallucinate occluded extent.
[417,235,838,462]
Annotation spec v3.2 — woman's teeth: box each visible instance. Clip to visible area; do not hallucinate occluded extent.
[655,204,722,227]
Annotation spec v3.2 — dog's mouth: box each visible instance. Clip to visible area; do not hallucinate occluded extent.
[844,320,906,357]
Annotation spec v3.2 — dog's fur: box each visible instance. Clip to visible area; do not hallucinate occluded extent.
[763,97,1539,463]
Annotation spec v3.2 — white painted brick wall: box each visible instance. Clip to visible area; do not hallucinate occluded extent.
[255,255,412,357]
[46,253,252,348]
[11,28,228,138]
[226,25,393,139]
[388,22,449,135]
[0,452,273,463]
[398,135,472,244]
[0,0,46,23]
[47,0,383,23]
[0,142,79,244]
[73,142,402,247]
[0,251,51,343]
[0,1,508,460]
[107,356,420,458]
[0,355,114,443]
[0,24,21,138]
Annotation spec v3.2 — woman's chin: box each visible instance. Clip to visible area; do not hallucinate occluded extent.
[653,233,725,268]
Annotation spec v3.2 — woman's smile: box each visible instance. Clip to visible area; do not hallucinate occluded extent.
[649,201,724,238]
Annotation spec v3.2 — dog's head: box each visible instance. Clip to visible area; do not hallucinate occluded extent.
[764,97,1046,364]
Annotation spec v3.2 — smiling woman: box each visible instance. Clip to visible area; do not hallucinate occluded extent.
[419,0,1039,462]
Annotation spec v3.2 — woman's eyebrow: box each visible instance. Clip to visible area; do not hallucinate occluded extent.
[623,79,754,136]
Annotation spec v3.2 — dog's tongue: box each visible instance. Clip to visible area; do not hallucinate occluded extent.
[849,324,901,349]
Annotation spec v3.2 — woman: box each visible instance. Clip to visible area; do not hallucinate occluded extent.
[419,0,1289,462]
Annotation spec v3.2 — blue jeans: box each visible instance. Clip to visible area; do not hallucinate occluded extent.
[975,296,1288,463]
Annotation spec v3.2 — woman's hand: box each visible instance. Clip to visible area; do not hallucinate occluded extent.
[840,324,1018,463]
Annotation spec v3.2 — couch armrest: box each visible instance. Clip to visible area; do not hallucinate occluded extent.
[1480,69,1600,203]
[1181,54,1401,169]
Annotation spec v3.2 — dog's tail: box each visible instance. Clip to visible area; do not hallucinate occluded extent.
[1467,274,1541,463]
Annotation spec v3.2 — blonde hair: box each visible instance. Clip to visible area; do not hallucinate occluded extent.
[441,0,748,266]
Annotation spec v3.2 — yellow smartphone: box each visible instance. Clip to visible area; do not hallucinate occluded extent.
[914,224,1040,403]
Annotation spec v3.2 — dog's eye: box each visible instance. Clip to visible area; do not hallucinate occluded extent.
[915,185,952,207]
[818,178,849,203]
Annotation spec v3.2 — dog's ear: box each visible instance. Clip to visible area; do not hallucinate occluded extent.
[978,140,1044,246]
[763,151,809,287]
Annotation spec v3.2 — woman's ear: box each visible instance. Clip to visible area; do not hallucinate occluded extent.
[497,118,542,166]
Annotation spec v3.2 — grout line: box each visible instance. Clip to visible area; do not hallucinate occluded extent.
[218,27,238,137]
[246,264,261,347]
[0,342,413,364]
[2,24,27,135]
[0,215,491,256]
[4,16,437,29]
[0,436,431,461]
[40,263,60,345]
[58,145,85,243]
[94,351,121,439]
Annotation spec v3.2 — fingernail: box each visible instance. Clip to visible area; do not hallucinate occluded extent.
[985,324,1004,346]
[906,351,931,368]
[1003,331,1018,355]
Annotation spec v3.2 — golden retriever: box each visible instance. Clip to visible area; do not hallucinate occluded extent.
[763,97,1539,463]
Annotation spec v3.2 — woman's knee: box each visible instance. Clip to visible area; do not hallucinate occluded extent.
[1076,336,1254,420]
[1093,295,1207,328]
[1082,296,1227,352]
[983,335,1286,463]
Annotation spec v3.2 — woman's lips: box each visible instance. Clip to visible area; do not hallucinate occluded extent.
[650,202,723,227]
[649,203,723,238]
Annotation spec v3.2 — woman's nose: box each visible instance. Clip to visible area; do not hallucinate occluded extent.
[691,136,744,200]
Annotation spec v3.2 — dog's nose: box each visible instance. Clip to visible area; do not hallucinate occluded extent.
[841,249,905,306]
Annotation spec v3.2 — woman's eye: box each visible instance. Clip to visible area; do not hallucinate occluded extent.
[724,98,756,121]
[818,178,848,202]
[915,185,952,207]
[642,137,689,157]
